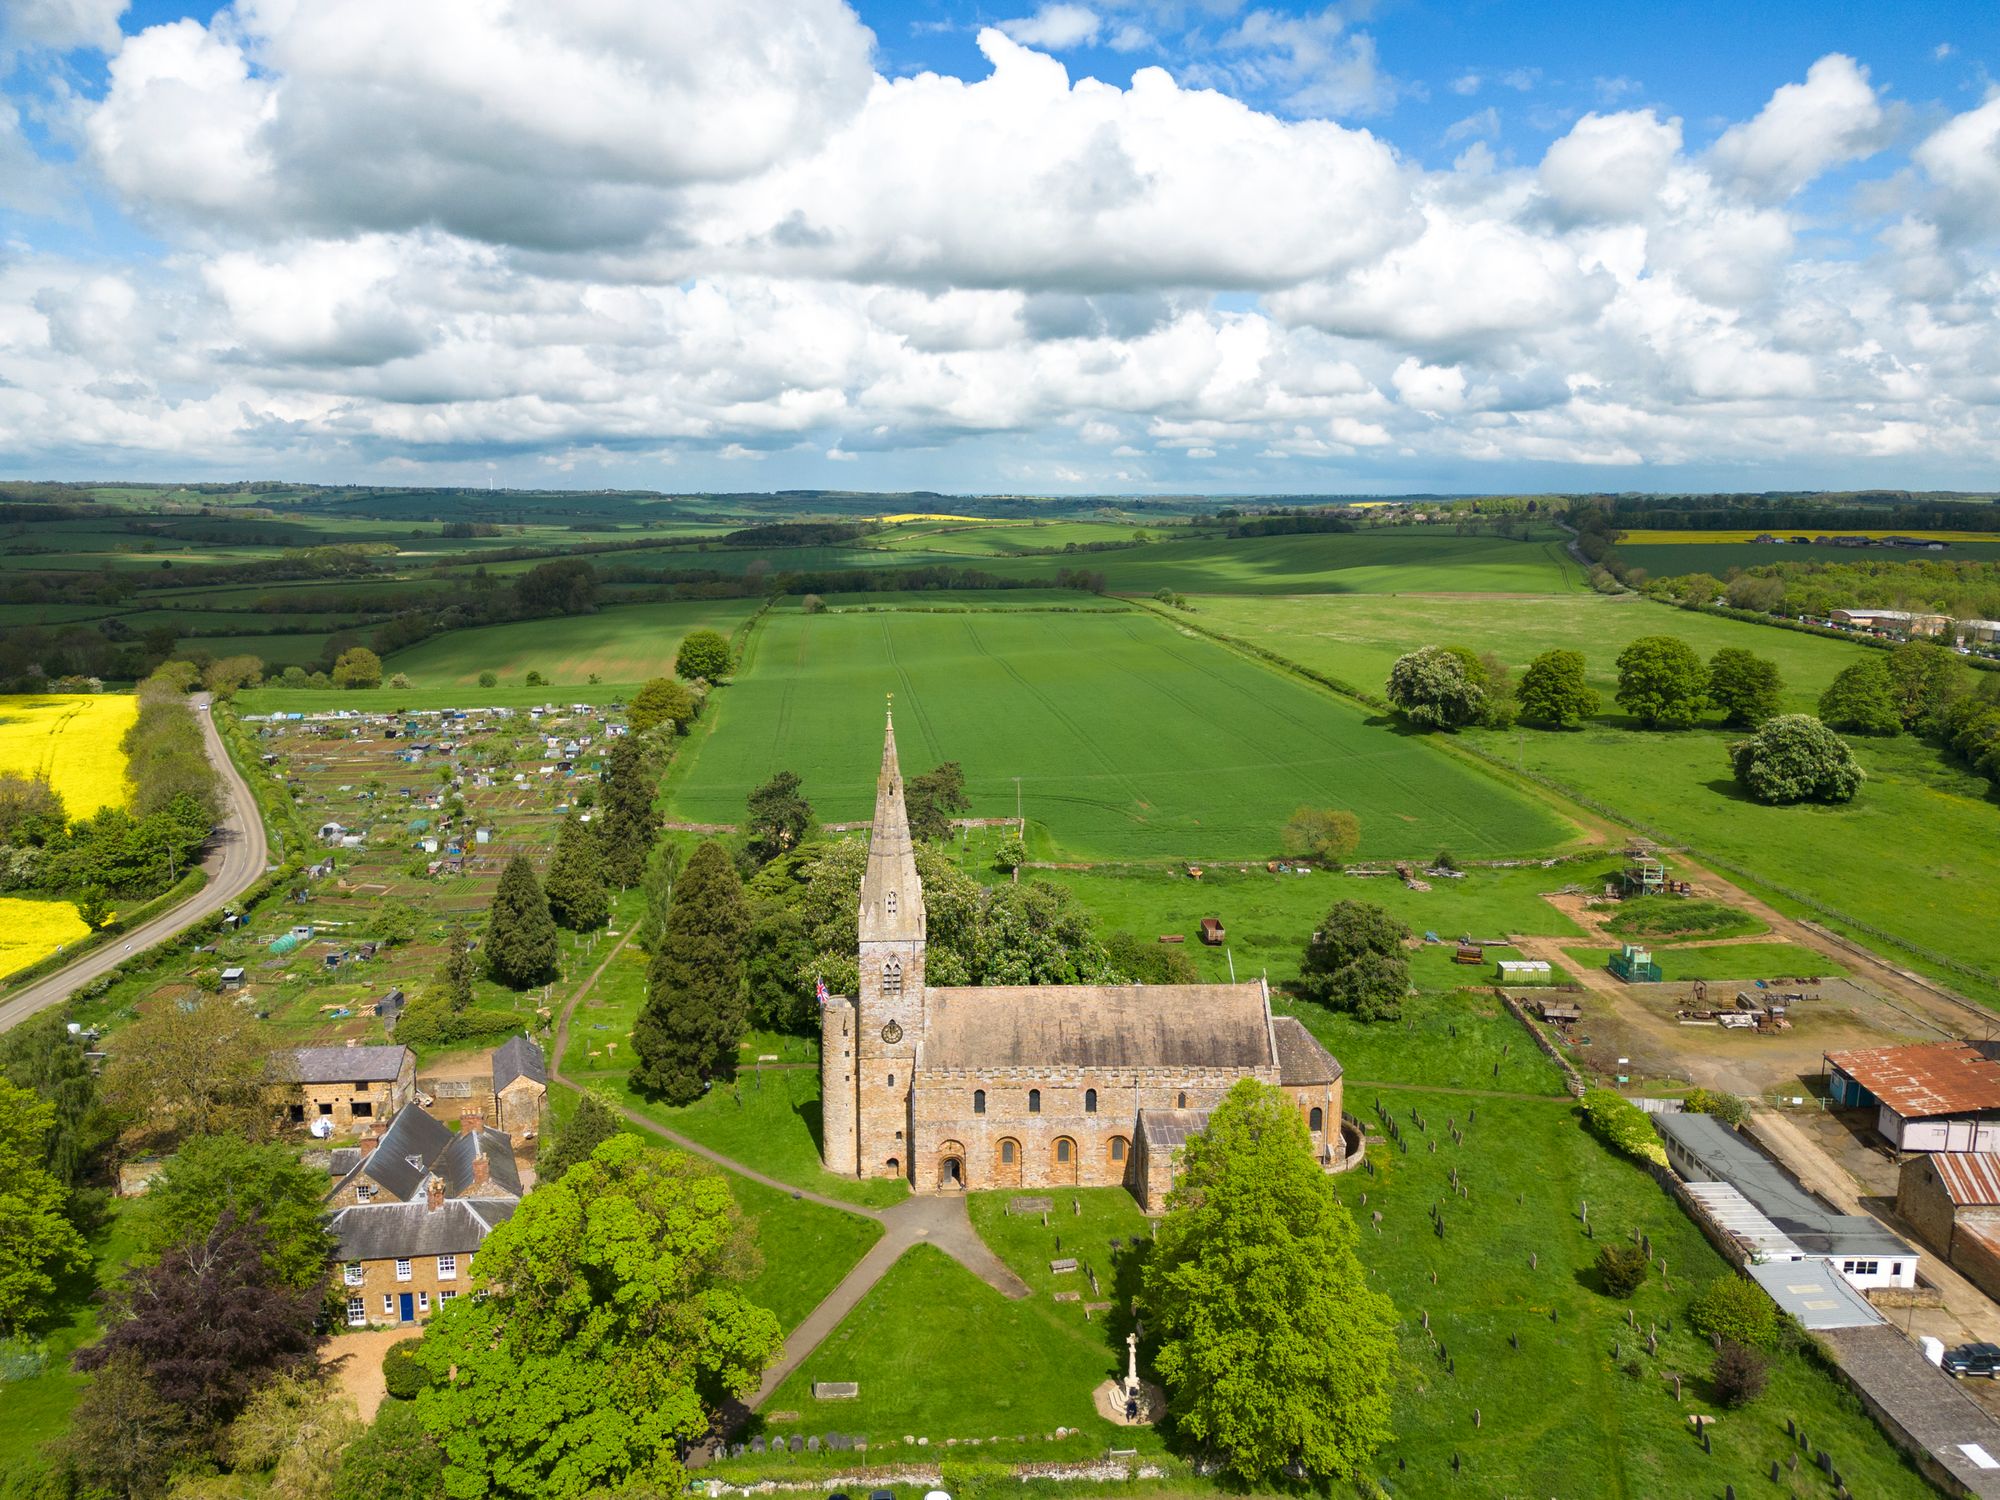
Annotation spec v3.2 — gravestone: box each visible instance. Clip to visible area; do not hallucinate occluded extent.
[1007,1196,1053,1216]
[812,1381,860,1400]
[807,1437,820,1454]
[789,1436,803,1453]
[749,1437,765,1455]
[1050,1257,1079,1274]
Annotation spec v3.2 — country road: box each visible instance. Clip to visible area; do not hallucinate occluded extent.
[0,693,272,1033]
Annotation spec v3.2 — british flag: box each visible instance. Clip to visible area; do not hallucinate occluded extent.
[815,975,830,1006]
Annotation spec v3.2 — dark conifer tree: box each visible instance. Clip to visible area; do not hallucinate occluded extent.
[543,813,609,932]
[485,855,558,989]
[596,732,662,887]
[630,840,750,1104]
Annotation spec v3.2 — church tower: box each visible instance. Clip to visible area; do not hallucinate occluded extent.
[848,705,927,1181]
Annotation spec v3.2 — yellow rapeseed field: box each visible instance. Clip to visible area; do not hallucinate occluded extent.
[876,512,992,523]
[1617,528,1996,545]
[0,896,91,980]
[0,694,137,816]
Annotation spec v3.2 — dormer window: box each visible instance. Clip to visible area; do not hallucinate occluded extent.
[886,891,898,916]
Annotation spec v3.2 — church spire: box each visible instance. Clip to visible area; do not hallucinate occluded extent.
[859,701,925,941]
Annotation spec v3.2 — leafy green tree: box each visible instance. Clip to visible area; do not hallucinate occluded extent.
[674,629,731,683]
[1385,646,1483,731]
[1614,635,1709,728]
[484,856,558,989]
[992,835,1025,874]
[630,841,751,1104]
[477,671,497,689]
[543,814,609,932]
[1595,1244,1648,1298]
[0,1079,90,1334]
[1296,901,1410,1022]
[433,923,477,1012]
[1706,647,1784,728]
[743,770,814,867]
[744,905,816,1033]
[333,1396,443,1500]
[128,1137,335,1294]
[381,1340,429,1401]
[101,993,274,1150]
[632,840,683,955]
[1443,646,1516,728]
[1712,1342,1769,1407]
[410,1135,781,1499]
[972,881,1119,986]
[536,1090,627,1185]
[627,677,696,735]
[1729,715,1865,805]
[0,1011,115,1198]
[0,771,65,842]
[331,647,383,690]
[1516,648,1599,728]
[1688,1275,1777,1349]
[54,1351,198,1500]
[1143,1080,1395,1485]
[905,762,971,843]
[1886,639,1969,730]
[1817,657,1901,735]
[1280,806,1360,866]
[596,732,664,888]
[1105,930,1199,984]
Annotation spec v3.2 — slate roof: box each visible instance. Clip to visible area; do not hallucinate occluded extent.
[328,1198,515,1262]
[330,1103,454,1202]
[437,1129,523,1199]
[283,1044,411,1086]
[1825,1043,2000,1119]
[492,1034,547,1093]
[922,982,1271,1071]
[328,1148,361,1179]
[1136,1108,1212,1151]
[1271,1016,1342,1086]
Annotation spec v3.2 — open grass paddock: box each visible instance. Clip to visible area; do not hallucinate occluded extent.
[665,609,1577,862]
[383,598,765,688]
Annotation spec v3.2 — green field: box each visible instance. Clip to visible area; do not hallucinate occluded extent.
[1563,941,1845,982]
[382,598,765,688]
[664,609,1577,861]
[1616,540,2000,577]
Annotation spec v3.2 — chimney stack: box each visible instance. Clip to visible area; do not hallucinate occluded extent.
[425,1173,445,1212]
[471,1153,489,1189]
[461,1106,484,1132]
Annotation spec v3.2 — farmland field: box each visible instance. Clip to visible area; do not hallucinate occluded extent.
[1616,541,2000,576]
[0,895,90,979]
[665,608,1578,861]
[1616,528,2000,544]
[382,598,765,689]
[0,693,135,815]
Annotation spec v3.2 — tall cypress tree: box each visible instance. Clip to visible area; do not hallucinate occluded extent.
[633,841,683,955]
[544,814,609,932]
[486,855,558,989]
[597,734,662,887]
[630,841,750,1104]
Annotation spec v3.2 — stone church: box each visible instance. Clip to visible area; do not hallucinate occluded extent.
[820,711,1349,1210]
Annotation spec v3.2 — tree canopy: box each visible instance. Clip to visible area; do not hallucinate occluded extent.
[543,813,609,932]
[127,1136,335,1294]
[537,1090,627,1185]
[1729,715,1865,805]
[674,628,731,683]
[1515,648,1599,728]
[0,1079,90,1334]
[485,854,558,989]
[1143,1080,1395,1485]
[1615,635,1710,728]
[1817,657,1901,735]
[905,761,971,843]
[595,731,663,887]
[1280,806,1361,866]
[743,770,814,867]
[411,1134,781,1499]
[631,840,751,1103]
[1706,647,1783,728]
[0,1010,114,1199]
[331,647,383,690]
[101,991,274,1150]
[1886,639,1969,730]
[627,677,695,736]
[1297,900,1410,1022]
[1385,646,1484,731]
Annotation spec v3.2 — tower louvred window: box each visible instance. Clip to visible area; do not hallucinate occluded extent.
[884,958,902,995]
[886,890,897,915]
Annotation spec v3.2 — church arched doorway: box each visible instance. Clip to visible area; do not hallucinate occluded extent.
[937,1142,966,1191]
[994,1137,1022,1188]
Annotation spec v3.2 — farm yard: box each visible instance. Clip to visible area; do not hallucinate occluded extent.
[0,693,136,816]
[663,607,1579,862]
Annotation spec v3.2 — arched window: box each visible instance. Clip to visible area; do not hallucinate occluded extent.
[1000,1139,1017,1164]
[887,1157,900,1175]
[973,1089,986,1114]
[1028,1089,1041,1114]
[1109,1136,1128,1163]
[1176,1091,1187,1109]
[1055,1138,1072,1164]
[1084,1088,1098,1114]
[887,1074,895,1087]
[1309,1106,1325,1132]
[883,957,902,996]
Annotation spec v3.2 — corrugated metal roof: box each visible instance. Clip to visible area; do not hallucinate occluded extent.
[1936,1153,2000,1207]
[1682,1180,1806,1262]
[1825,1043,2000,1119]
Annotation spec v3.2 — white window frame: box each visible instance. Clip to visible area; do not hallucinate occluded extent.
[439,1289,458,1303]
[418,1291,430,1313]
[395,1258,412,1281]
[382,1293,394,1316]
[343,1262,365,1286]
[356,1185,376,1203]
[437,1254,457,1280]
[346,1296,366,1327]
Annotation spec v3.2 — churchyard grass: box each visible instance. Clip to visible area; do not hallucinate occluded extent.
[0,693,136,816]
[665,608,1577,862]
[1561,942,1846,983]
[1330,1092,1934,1497]
[1280,990,1570,1097]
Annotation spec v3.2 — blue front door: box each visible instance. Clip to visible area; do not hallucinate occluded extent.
[399,1293,415,1322]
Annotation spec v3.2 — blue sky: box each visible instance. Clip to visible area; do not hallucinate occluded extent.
[2,0,1998,493]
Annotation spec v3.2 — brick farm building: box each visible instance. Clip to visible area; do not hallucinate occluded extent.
[819,710,1350,1210]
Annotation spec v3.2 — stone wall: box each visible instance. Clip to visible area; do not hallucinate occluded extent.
[853,938,926,1180]
[819,997,857,1178]
[1896,1155,1961,1262]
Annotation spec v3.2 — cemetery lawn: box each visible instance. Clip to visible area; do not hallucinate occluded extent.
[665,608,1577,862]
[1561,942,1846,983]
[760,1243,1153,1452]
[1333,1091,1934,1497]
[1282,990,1570,1096]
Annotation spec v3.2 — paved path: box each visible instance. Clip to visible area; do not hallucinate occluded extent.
[0,693,270,1033]
[547,931,1028,1425]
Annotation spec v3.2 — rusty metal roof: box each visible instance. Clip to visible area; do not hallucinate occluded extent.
[1935,1153,2000,1207]
[1825,1043,2000,1119]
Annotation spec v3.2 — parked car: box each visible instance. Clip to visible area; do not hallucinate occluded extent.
[1944,1342,2000,1378]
